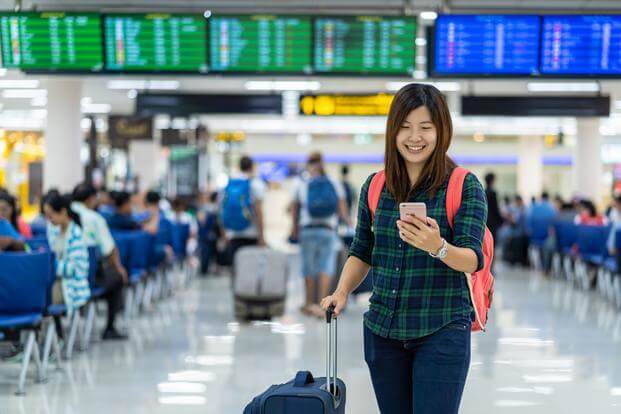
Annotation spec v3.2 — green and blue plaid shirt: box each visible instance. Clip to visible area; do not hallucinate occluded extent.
[349,169,488,340]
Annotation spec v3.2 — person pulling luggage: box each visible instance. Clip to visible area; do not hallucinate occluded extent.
[321,84,490,414]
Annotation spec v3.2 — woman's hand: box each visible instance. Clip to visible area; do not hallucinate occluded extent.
[397,215,443,255]
[320,290,348,316]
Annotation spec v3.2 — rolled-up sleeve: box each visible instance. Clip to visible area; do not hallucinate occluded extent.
[452,173,488,272]
[348,174,375,265]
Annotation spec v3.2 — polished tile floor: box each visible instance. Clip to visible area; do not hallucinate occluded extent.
[2,260,621,413]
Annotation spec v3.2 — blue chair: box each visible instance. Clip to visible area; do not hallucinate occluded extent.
[527,216,554,270]
[123,231,154,315]
[0,252,51,394]
[30,222,47,237]
[551,220,579,279]
[574,225,611,290]
[171,222,190,260]
[25,236,49,252]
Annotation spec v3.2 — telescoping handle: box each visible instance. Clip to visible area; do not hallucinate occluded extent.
[325,305,338,397]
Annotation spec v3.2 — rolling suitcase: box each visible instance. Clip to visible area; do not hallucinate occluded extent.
[234,246,288,320]
[244,307,346,413]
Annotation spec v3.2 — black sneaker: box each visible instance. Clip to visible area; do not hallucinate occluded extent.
[102,328,128,341]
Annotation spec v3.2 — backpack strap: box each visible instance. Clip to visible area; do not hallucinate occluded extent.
[368,170,386,222]
[446,167,469,229]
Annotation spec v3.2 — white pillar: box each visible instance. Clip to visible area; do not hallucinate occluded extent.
[129,141,159,192]
[44,79,83,191]
[517,135,544,202]
[574,118,603,204]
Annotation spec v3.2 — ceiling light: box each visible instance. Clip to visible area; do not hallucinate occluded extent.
[244,81,321,91]
[527,82,600,93]
[203,10,212,18]
[2,89,47,98]
[0,79,39,88]
[473,132,485,143]
[385,81,460,92]
[420,11,438,21]
[127,89,138,99]
[81,103,111,114]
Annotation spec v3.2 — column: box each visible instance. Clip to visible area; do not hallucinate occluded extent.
[44,79,83,191]
[517,135,544,202]
[574,118,603,204]
[129,141,159,192]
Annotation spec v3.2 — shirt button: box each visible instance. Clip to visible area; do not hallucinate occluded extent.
[395,267,400,272]
[398,243,402,248]
[392,289,397,295]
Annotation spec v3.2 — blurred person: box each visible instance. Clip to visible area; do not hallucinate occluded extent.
[0,192,25,252]
[607,195,621,256]
[291,152,350,319]
[575,199,608,226]
[44,193,90,339]
[145,190,174,264]
[526,192,556,234]
[197,191,223,275]
[340,164,356,222]
[484,172,503,241]
[169,197,199,256]
[72,183,128,340]
[221,155,266,259]
[0,192,31,238]
[97,187,115,218]
[107,191,141,231]
[320,84,487,414]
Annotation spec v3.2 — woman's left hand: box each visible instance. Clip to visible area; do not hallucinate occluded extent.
[397,215,443,255]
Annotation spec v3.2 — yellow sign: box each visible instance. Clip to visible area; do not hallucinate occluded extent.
[216,131,246,142]
[300,94,394,116]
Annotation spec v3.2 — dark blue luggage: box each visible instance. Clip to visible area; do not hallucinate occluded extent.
[244,308,346,414]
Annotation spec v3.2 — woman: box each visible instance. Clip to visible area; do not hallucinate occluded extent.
[44,193,91,314]
[0,192,32,238]
[574,199,608,226]
[321,84,487,414]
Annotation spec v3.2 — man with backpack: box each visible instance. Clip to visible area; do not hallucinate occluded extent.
[221,156,266,262]
[291,152,351,318]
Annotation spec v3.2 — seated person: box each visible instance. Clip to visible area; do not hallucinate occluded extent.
[44,193,91,338]
[107,191,141,231]
[145,191,173,264]
[0,192,31,238]
[0,195,25,252]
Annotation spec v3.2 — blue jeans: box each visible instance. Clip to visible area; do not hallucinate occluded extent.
[299,227,337,278]
[364,319,471,414]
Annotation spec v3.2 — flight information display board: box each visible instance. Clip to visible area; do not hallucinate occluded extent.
[313,16,415,74]
[541,15,621,75]
[0,12,103,71]
[104,13,207,72]
[433,14,540,75]
[209,15,312,73]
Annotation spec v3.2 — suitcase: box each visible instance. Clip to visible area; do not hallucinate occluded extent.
[244,307,346,413]
[234,246,288,320]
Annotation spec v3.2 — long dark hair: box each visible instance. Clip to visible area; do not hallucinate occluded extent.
[384,83,456,204]
[45,193,82,227]
[0,192,18,229]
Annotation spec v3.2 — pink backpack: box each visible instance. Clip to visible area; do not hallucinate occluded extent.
[368,167,495,332]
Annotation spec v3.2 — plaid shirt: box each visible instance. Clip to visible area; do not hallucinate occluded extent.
[349,169,488,340]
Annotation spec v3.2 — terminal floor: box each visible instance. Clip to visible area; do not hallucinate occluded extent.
[2,262,621,414]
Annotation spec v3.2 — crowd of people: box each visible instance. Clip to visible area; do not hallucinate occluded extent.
[483,172,620,269]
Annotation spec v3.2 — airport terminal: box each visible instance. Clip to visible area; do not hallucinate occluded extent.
[1,1,621,413]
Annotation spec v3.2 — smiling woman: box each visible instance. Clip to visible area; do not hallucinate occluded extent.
[321,82,488,414]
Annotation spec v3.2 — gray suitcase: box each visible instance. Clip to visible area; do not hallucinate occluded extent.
[234,246,288,320]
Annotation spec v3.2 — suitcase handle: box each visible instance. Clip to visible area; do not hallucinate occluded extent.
[325,305,338,398]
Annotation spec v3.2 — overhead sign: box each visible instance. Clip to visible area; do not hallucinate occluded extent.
[300,94,394,116]
[108,115,153,141]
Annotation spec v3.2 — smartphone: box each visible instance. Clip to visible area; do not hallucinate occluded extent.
[399,202,427,222]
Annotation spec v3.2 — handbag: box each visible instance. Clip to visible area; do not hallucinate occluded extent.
[95,254,124,290]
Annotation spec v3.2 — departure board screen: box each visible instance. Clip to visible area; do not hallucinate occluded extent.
[433,15,540,75]
[104,13,207,72]
[209,15,312,73]
[541,15,621,75]
[313,16,415,74]
[0,12,103,71]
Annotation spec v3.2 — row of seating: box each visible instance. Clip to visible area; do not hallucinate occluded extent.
[527,221,621,308]
[0,223,193,395]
